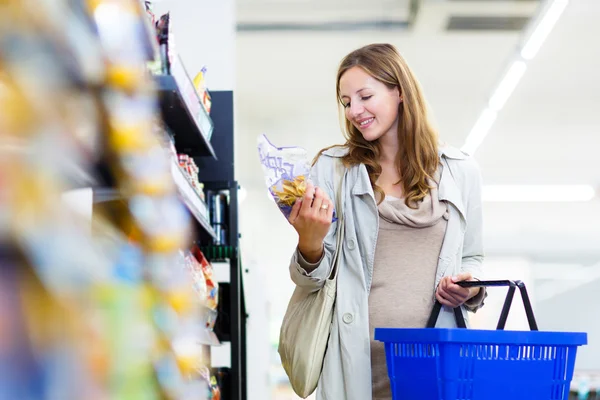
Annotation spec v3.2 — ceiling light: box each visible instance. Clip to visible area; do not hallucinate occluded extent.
[462,0,569,155]
[482,185,596,203]
[521,0,569,60]
[461,108,497,155]
[489,61,527,112]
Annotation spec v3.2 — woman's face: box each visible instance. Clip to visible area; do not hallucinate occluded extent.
[339,66,401,142]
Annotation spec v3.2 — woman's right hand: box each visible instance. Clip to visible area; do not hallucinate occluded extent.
[288,182,334,263]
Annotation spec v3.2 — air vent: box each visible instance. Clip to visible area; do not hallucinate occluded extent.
[446,15,530,31]
[237,20,410,32]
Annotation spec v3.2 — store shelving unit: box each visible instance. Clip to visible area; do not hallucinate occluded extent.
[196,90,247,400]
[170,158,217,242]
[156,56,216,158]
[2,1,246,399]
[88,13,246,398]
[154,54,246,400]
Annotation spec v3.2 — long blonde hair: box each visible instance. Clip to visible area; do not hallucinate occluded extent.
[317,43,439,207]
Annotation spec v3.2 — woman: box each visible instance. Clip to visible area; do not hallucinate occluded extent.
[286,43,486,400]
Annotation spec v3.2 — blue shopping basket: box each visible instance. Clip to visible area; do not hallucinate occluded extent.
[375,280,587,400]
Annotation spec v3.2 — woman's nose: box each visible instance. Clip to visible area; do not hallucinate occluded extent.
[350,103,365,118]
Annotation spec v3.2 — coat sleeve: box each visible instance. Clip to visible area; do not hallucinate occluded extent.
[460,157,487,312]
[288,154,341,293]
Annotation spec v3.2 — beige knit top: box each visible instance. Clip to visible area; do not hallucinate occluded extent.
[369,177,449,400]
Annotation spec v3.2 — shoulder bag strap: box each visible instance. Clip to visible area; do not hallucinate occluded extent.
[328,158,346,280]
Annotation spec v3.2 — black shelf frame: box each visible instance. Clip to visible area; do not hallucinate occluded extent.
[155,59,216,158]
[202,181,246,400]
[196,91,247,400]
[170,159,218,242]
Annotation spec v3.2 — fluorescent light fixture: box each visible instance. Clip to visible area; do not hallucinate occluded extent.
[482,185,596,202]
[462,62,526,155]
[462,0,569,155]
[489,61,527,111]
[461,108,497,155]
[521,0,569,60]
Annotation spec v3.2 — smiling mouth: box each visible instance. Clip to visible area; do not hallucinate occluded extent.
[358,118,374,127]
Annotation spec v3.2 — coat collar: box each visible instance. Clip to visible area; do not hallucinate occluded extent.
[322,144,467,220]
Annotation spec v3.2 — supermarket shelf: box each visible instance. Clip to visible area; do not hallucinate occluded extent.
[199,326,221,347]
[155,56,216,158]
[170,159,217,241]
[89,161,217,241]
[64,159,98,188]
[92,187,121,203]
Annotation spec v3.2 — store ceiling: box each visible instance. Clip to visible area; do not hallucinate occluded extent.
[234,0,600,308]
[236,0,414,30]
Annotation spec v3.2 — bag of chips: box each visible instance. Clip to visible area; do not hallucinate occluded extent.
[257,134,336,221]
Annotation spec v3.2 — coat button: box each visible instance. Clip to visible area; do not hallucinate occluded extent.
[347,239,356,250]
[343,313,354,324]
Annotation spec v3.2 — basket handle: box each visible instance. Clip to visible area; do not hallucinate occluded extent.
[426,280,539,331]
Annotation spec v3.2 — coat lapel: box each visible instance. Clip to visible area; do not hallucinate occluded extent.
[438,147,467,222]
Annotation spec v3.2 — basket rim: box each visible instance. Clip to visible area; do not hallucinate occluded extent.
[374,327,588,346]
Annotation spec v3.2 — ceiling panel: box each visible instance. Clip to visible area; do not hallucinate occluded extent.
[477,0,600,185]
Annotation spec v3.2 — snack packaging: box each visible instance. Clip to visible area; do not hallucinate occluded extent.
[191,246,219,311]
[257,134,336,220]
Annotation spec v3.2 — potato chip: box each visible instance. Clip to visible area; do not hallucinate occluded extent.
[271,175,307,206]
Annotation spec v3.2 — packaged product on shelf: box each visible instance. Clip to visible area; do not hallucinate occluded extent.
[196,367,221,400]
[184,251,208,302]
[191,246,219,310]
[203,308,219,332]
[257,134,338,221]
[143,1,156,24]
[193,67,212,114]
[88,0,150,91]
[197,182,206,202]
[177,154,206,201]
[156,12,172,75]
[0,259,95,400]
[150,251,210,393]
[208,375,222,400]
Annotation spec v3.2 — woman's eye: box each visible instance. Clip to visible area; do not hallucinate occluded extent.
[361,95,372,101]
[343,102,351,108]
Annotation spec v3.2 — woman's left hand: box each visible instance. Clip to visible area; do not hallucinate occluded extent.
[435,272,480,308]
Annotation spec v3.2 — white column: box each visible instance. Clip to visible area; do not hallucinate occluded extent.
[152,0,235,91]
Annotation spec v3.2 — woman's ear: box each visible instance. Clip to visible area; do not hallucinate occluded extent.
[394,86,403,103]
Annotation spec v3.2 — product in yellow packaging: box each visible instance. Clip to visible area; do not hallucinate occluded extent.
[193,67,212,113]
